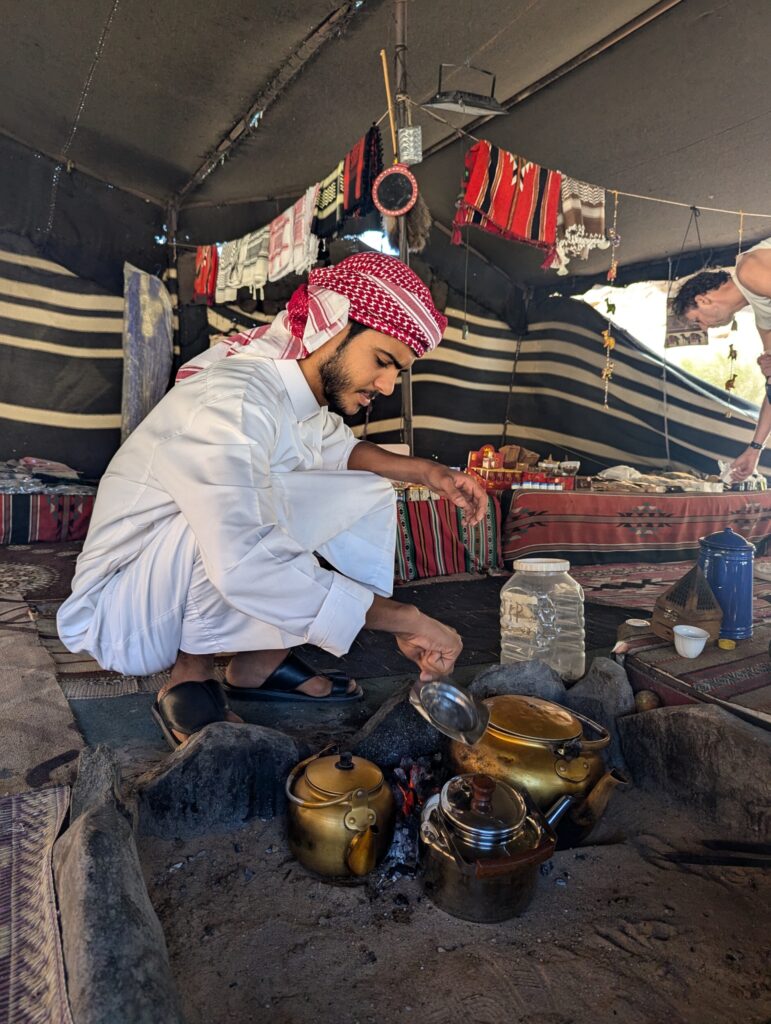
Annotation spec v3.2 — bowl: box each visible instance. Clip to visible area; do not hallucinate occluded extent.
[559,460,581,476]
[672,624,709,658]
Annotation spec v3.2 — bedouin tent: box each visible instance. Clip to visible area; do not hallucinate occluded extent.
[1,0,770,474]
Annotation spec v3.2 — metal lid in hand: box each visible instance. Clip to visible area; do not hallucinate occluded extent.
[409,681,489,745]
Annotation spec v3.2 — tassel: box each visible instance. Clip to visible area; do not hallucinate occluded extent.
[384,192,433,254]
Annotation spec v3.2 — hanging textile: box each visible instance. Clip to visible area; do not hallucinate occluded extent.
[451,140,561,249]
[312,161,345,239]
[291,184,320,278]
[215,239,242,303]
[665,299,708,348]
[547,177,610,276]
[268,210,293,282]
[121,263,173,441]
[192,245,218,304]
[240,227,269,294]
[343,125,383,218]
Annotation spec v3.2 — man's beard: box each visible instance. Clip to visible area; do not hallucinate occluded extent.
[319,339,362,417]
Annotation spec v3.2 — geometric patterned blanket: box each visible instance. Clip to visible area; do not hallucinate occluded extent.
[0,787,73,1024]
[395,495,502,583]
[572,558,771,625]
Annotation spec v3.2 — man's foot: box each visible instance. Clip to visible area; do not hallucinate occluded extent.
[161,652,243,746]
[225,649,358,698]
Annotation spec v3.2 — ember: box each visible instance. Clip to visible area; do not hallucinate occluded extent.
[390,754,442,819]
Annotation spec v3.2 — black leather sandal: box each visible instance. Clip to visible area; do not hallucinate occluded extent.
[221,651,362,703]
[151,678,230,750]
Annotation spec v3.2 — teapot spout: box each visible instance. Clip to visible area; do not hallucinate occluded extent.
[571,768,628,827]
[544,794,576,828]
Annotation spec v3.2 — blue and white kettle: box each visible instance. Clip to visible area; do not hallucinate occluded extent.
[697,527,755,640]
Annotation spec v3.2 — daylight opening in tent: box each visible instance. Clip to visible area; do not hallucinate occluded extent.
[576,282,765,406]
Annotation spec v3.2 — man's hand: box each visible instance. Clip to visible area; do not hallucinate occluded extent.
[730,446,761,482]
[394,610,463,682]
[422,463,488,526]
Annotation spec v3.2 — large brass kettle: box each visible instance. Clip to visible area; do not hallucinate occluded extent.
[449,694,611,810]
[286,747,395,878]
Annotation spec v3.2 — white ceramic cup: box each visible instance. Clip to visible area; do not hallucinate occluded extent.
[672,624,710,658]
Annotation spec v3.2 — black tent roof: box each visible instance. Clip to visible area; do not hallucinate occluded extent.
[2,0,770,288]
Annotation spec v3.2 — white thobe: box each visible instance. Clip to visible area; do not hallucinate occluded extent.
[57,356,396,676]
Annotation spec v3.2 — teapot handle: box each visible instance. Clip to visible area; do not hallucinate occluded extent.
[285,743,351,808]
[569,709,610,752]
[473,828,556,879]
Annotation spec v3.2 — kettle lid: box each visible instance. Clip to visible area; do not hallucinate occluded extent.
[409,680,490,745]
[305,751,383,797]
[440,773,527,847]
[699,527,755,552]
[487,694,582,742]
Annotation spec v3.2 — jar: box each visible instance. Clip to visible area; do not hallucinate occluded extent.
[500,558,585,681]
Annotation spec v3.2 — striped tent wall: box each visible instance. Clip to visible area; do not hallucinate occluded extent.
[511,297,769,476]
[352,292,519,466]
[0,245,124,478]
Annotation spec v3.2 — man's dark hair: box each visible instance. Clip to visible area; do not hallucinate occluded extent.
[672,270,730,317]
[345,318,370,340]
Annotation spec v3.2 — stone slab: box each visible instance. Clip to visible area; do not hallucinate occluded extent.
[53,800,184,1024]
[135,722,299,839]
[618,704,771,840]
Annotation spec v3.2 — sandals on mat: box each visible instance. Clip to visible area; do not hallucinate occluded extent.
[152,678,230,750]
[221,651,362,703]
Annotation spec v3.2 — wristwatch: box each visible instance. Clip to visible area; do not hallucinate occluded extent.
[750,440,765,451]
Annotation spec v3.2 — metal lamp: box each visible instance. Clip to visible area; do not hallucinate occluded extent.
[422,64,506,116]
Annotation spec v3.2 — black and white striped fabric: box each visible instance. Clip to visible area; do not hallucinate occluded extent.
[353,291,519,466]
[203,288,765,477]
[510,297,766,476]
[0,244,124,478]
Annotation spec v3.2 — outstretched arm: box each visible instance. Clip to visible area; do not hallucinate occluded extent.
[347,440,488,525]
[732,325,771,481]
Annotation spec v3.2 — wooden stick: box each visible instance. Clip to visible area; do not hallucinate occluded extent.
[379,48,398,162]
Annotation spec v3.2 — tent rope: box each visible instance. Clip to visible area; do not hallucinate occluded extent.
[43,0,121,240]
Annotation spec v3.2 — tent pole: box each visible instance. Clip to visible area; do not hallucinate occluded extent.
[393,0,414,454]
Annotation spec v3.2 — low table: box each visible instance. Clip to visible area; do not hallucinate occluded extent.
[617,625,771,729]
[503,489,771,565]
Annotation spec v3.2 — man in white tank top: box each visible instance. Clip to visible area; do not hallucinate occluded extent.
[673,238,771,480]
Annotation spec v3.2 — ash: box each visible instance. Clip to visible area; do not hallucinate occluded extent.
[371,753,444,891]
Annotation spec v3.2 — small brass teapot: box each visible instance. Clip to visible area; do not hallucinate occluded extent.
[286,748,395,878]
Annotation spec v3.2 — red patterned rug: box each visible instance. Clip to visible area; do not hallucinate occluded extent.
[572,558,771,625]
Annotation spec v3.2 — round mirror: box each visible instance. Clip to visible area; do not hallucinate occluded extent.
[372,164,418,217]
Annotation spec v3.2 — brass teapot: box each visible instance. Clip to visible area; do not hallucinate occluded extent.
[449,694,610,809]
[411,684,626,835]
[286,748,395,878]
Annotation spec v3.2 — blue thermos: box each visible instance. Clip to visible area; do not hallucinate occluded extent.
[697,527,755,640]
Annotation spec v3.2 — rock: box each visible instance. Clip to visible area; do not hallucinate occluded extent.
[70,744,135,826]
[350,684,444,768]
[54,801,184,1024]
[467,660,566,703]
[564,658,635,769]
[135,722,298,839]
[618,705,771,840]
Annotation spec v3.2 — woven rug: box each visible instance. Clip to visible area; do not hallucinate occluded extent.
[572,558,771,625]
[0,544,81,603]
[0,787,73,1024]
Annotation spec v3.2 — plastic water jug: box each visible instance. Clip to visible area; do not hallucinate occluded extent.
[500,558,585,681]
[697,527,754,640]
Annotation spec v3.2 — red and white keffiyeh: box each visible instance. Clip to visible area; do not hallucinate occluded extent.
[177,252,447,381]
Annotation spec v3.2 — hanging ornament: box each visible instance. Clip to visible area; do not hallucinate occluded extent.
[725,340,738,418]
[606,191,621,282]
[600,326,615,407]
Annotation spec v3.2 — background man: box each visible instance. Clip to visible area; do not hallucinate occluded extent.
[673,238,771,480]
[58,253,488,747]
